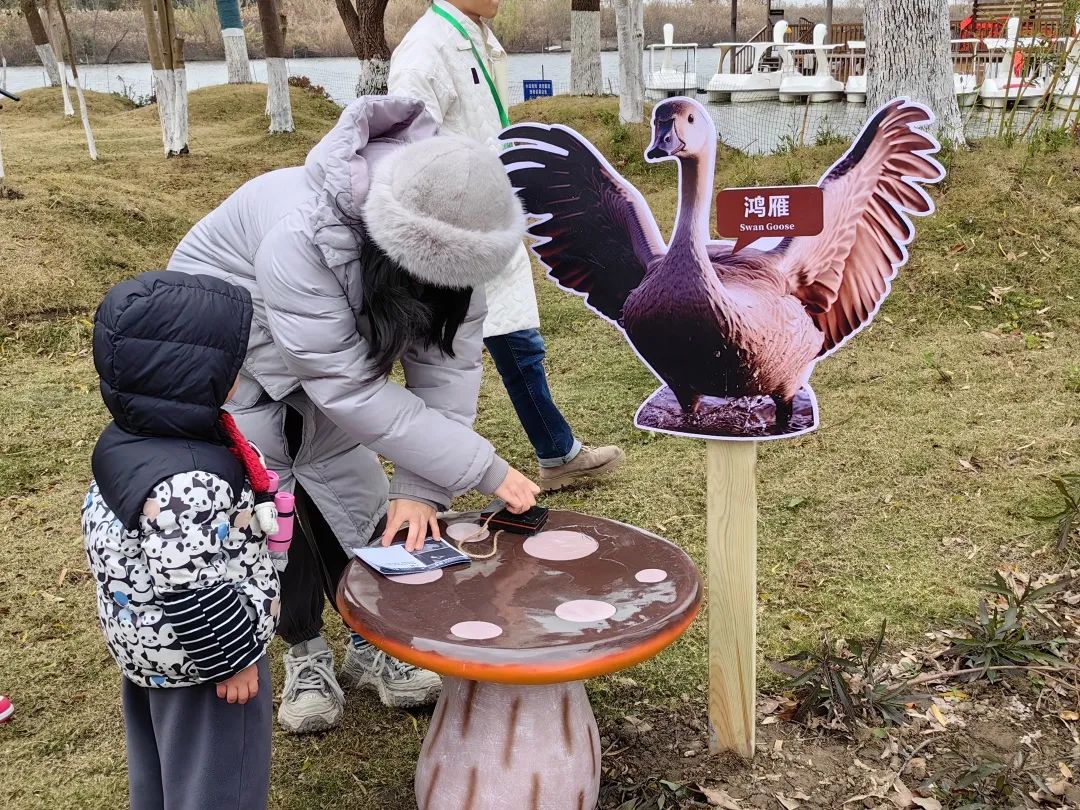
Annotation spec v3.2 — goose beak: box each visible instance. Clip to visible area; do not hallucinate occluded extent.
[647,117,685,159]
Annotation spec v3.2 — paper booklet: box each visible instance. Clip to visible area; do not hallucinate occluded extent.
[354,538,469,576]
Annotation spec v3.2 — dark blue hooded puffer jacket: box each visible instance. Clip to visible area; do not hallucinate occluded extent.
[83,272,279,689]
[91,271,253,528]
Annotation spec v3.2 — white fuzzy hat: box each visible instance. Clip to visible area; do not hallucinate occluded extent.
[362,135,527,289]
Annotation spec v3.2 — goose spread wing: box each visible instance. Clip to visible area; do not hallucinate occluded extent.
[499,124,666,324]
[775,99,944,354]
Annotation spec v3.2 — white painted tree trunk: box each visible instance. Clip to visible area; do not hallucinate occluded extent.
[42,5,72,116]
[70,70,97,160]
[221,28,252,83]
[153,69,172,153]
[35,43,61,86]
[153,68,188,155]
[56,57,74,116]
[356,57,390,97]
[571,9,603,95]
[266,56,294,133]
[865,0,965,145]
[615,0,645,124]
[172,68,188,154]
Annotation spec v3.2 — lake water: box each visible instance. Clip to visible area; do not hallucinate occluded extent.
[2,50,1069,154]
[1,51,671,105]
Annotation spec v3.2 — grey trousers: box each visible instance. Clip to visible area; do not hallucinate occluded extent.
[121,656,272,810]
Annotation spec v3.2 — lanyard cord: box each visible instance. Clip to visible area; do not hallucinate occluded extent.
[429,3,510,128]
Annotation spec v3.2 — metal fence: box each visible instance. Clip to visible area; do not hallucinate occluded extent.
[59,58,1078,158]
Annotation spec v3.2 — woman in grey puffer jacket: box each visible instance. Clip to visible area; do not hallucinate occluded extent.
[167,96,539,733]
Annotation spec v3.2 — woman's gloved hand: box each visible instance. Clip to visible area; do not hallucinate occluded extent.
[381,498,441,552]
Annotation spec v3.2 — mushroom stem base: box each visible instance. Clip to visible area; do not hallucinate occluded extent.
[415,677,601,810]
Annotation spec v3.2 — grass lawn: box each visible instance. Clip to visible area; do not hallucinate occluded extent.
[0,87,1077,808]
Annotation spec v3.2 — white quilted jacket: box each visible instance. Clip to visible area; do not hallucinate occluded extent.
[389,0,540,338]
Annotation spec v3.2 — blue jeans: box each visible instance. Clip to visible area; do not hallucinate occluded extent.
[484,329,581,467]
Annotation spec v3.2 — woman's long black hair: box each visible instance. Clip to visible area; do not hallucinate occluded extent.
[353,220,474,382]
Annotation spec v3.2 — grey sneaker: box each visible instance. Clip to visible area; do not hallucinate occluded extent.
[277,637,345,734]
[539,444,626,491]
[342,635,441,708]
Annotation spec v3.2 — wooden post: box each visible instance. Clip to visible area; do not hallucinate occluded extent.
[825,0,833,41]
[730,0,738,42]
[706,440,757,758]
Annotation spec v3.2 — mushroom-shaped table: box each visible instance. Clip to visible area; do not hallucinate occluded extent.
[337,510,701,810]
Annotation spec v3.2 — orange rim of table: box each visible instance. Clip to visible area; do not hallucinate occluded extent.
[337,581,701,686]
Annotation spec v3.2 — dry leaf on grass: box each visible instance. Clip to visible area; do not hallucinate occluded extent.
[1048,778,1070,796]
[929,704,948,727]
[775,794,801,810]
[698,785,743,809]
[911,798,942,810]
[890,778,915,808]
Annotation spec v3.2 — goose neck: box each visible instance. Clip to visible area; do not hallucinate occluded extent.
[674,153,717,249]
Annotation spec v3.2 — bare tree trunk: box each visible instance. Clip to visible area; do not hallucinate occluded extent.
[571,0,603,95]
[334,0,391,96]
[865,0,965,145]
[615,0,645,123]
[215,0,251,83]
[21,0,62,86]
[53,0,97,160]
[42,0,73,116]
[257,0,294,133]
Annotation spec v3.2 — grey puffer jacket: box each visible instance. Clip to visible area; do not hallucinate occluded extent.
[168,97,508,513]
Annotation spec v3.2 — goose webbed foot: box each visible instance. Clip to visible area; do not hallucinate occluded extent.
[772,394,794,430]
[675,390,702,417]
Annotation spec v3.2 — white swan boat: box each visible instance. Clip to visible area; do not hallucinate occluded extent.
[707,21,792,103]
[979,17,1047,109]
[844,40,866,103]
[951,38,981,108]
[646,24,699,100]
[779,24,844,103]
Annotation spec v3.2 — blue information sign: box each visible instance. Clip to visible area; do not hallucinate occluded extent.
[523,80,554,101]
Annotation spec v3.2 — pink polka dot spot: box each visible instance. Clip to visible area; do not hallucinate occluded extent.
[523,531,599,561]
[445,523,489,543]
[635,568,668,584]
[387,570,444,585]
[450,621,503,640]
[555,600,617,623]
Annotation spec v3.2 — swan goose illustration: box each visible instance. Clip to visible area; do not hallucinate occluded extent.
[499,97,944,428]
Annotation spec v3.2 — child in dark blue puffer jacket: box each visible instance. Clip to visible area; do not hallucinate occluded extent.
[82,271,281,810]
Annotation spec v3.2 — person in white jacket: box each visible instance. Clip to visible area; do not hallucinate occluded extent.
[390,0,625,492]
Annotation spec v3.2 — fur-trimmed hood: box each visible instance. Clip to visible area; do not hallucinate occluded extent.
[362,135,527,289]
[303,96,440,271]
[303,96,525,290]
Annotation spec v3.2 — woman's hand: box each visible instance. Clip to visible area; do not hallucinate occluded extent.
[494,467,541,514]
[216,662,259,704]
[381,498,441,552]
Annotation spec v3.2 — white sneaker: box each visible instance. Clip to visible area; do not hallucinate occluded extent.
[277,637,345,734]
[342,634,441,708]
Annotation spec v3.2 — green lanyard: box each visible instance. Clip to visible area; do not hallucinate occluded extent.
[430,2,510,128]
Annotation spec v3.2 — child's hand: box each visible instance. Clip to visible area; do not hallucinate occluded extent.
[495,467,540,514]
[381,499,440,552]
[216,663,259,704]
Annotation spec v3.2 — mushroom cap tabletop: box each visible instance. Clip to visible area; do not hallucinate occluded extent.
[337,511,702,685]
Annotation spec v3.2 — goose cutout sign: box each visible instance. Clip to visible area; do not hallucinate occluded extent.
[499,97,944,441]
